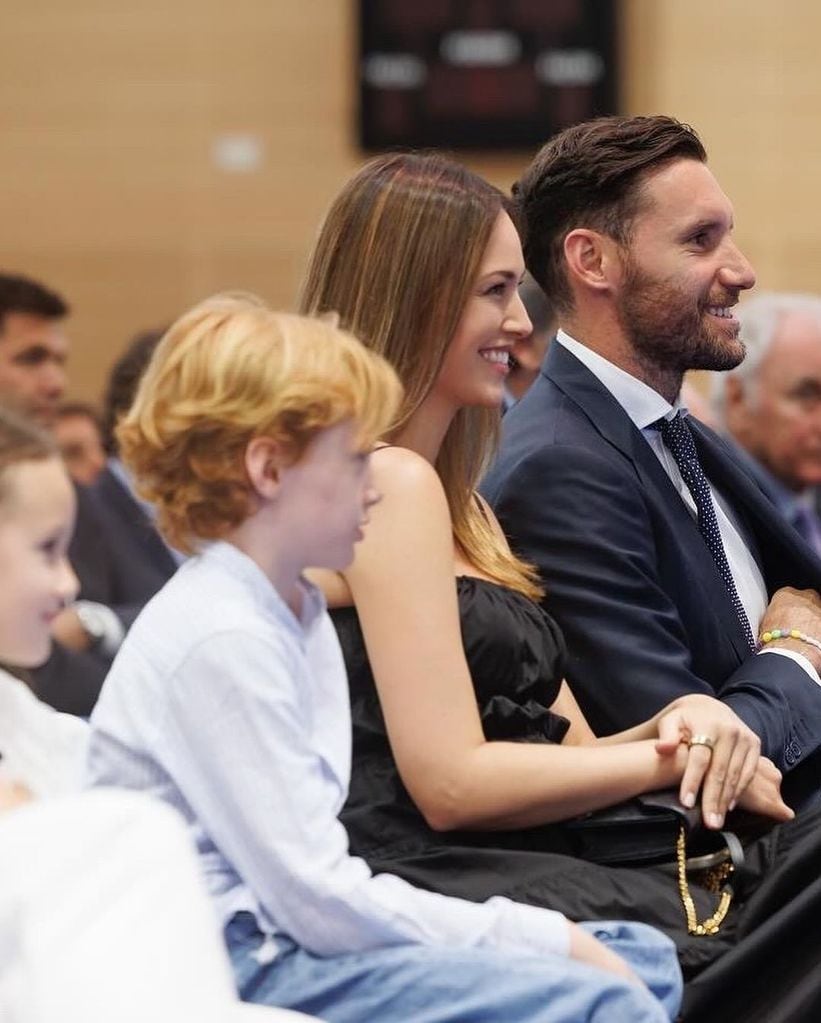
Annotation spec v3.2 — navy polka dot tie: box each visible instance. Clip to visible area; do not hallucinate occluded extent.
[653,412,756,651]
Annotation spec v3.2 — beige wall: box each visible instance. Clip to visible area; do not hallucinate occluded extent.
[1,0,819,400]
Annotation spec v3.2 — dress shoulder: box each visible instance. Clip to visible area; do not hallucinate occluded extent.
[455,576,569,744]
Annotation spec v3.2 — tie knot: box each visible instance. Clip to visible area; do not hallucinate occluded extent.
[652,411,699,465]
[650,411,685,436]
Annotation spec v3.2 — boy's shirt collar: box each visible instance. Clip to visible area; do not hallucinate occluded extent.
[203,539,326,634]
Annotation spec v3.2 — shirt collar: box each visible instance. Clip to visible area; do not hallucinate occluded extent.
[108,456,141,503]
[555,329,684,429]
[202,540,327,632]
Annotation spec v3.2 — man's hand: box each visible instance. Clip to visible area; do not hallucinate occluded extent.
[0,778,33,813]
[50,607,92,652]
[759,587,821,672]
[655,694,760,828]
[734,757,794,822]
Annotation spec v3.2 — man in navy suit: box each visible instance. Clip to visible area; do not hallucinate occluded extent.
[482,115,821,808]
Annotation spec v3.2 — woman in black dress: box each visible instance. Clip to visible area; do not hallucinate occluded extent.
[299,152,821,1021]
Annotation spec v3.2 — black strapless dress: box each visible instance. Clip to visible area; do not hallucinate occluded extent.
[332,578,821,1021]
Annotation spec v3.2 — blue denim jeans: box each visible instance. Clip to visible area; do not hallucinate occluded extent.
[225,913,682,1022]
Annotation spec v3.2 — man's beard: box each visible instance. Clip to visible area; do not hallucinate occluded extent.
[616,258,746,375]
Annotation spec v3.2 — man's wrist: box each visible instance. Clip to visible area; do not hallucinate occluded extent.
[757,626,821,673]
[758,638,821,674]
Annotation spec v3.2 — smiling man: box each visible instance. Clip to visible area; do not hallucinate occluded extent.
[0,273,69,427]
[482,115,821,809]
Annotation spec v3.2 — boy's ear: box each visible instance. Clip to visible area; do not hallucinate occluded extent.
[244,436,284,500]
[723,374,750,437]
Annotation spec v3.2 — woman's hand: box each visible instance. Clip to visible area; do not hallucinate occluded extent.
[654,694,760,828]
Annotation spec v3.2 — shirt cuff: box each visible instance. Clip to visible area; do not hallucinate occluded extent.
[758,646,821,686]
[482,895,570,958]
[73,600,126,658]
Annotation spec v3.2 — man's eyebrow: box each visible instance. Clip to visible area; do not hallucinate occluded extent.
[789,376,821,390]
[12,344,62,362]
[682,214,734,236]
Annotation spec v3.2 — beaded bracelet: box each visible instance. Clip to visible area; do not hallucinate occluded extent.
[757,628,821,655]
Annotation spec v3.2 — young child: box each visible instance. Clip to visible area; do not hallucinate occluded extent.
[0,405,85,797]
[87,295,682,1023]
[0,403,301,1022]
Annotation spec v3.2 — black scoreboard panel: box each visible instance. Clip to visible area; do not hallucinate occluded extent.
[358,0,619,150]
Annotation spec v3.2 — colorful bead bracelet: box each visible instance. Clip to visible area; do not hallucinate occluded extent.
[757,628,821,655]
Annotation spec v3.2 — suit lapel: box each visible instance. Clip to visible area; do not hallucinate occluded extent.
[543,344,754,662]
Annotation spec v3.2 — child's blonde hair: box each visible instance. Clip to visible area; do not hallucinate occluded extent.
[118,294,402,554]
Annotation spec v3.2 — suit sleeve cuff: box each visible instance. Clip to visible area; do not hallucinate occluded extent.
[757,646,821,686]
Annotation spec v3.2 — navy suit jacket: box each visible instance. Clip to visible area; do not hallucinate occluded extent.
[482,342,821,783]
[74,465,178,630]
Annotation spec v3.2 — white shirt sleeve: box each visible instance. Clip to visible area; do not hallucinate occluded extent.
[159,630,570,960]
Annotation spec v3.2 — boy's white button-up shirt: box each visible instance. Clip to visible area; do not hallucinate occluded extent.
[88,541,570,959]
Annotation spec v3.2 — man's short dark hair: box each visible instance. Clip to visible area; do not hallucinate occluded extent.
[0,273,69,332]
[512,115,707,314]
[102,328,165,455]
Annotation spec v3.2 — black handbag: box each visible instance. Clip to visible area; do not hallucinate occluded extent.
[562,789,704,866]
[562,789,750,935]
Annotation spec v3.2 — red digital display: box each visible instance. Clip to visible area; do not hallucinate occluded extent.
[358,0,619,150]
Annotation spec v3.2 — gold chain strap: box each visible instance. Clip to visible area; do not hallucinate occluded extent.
[676,825,734,936]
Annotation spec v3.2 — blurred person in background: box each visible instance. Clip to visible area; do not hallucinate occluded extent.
[33,327,178,716]
[678,377,717,431]
[0,271,109,713]
[504,273,556,409]
[0,273,68,428]
[54,401,106,485]
[67,326,179,646]
[712,292,821,556]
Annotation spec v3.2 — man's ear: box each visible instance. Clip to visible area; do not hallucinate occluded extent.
[723,375,750,436]
[244,435,284,500]
[563,229,621,298]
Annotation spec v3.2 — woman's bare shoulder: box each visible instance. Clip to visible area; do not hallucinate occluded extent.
[306,567,352,608]
[346,446,454,588]
[371,446,447,501]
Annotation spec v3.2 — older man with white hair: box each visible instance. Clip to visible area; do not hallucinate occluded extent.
[713,292,821,555]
